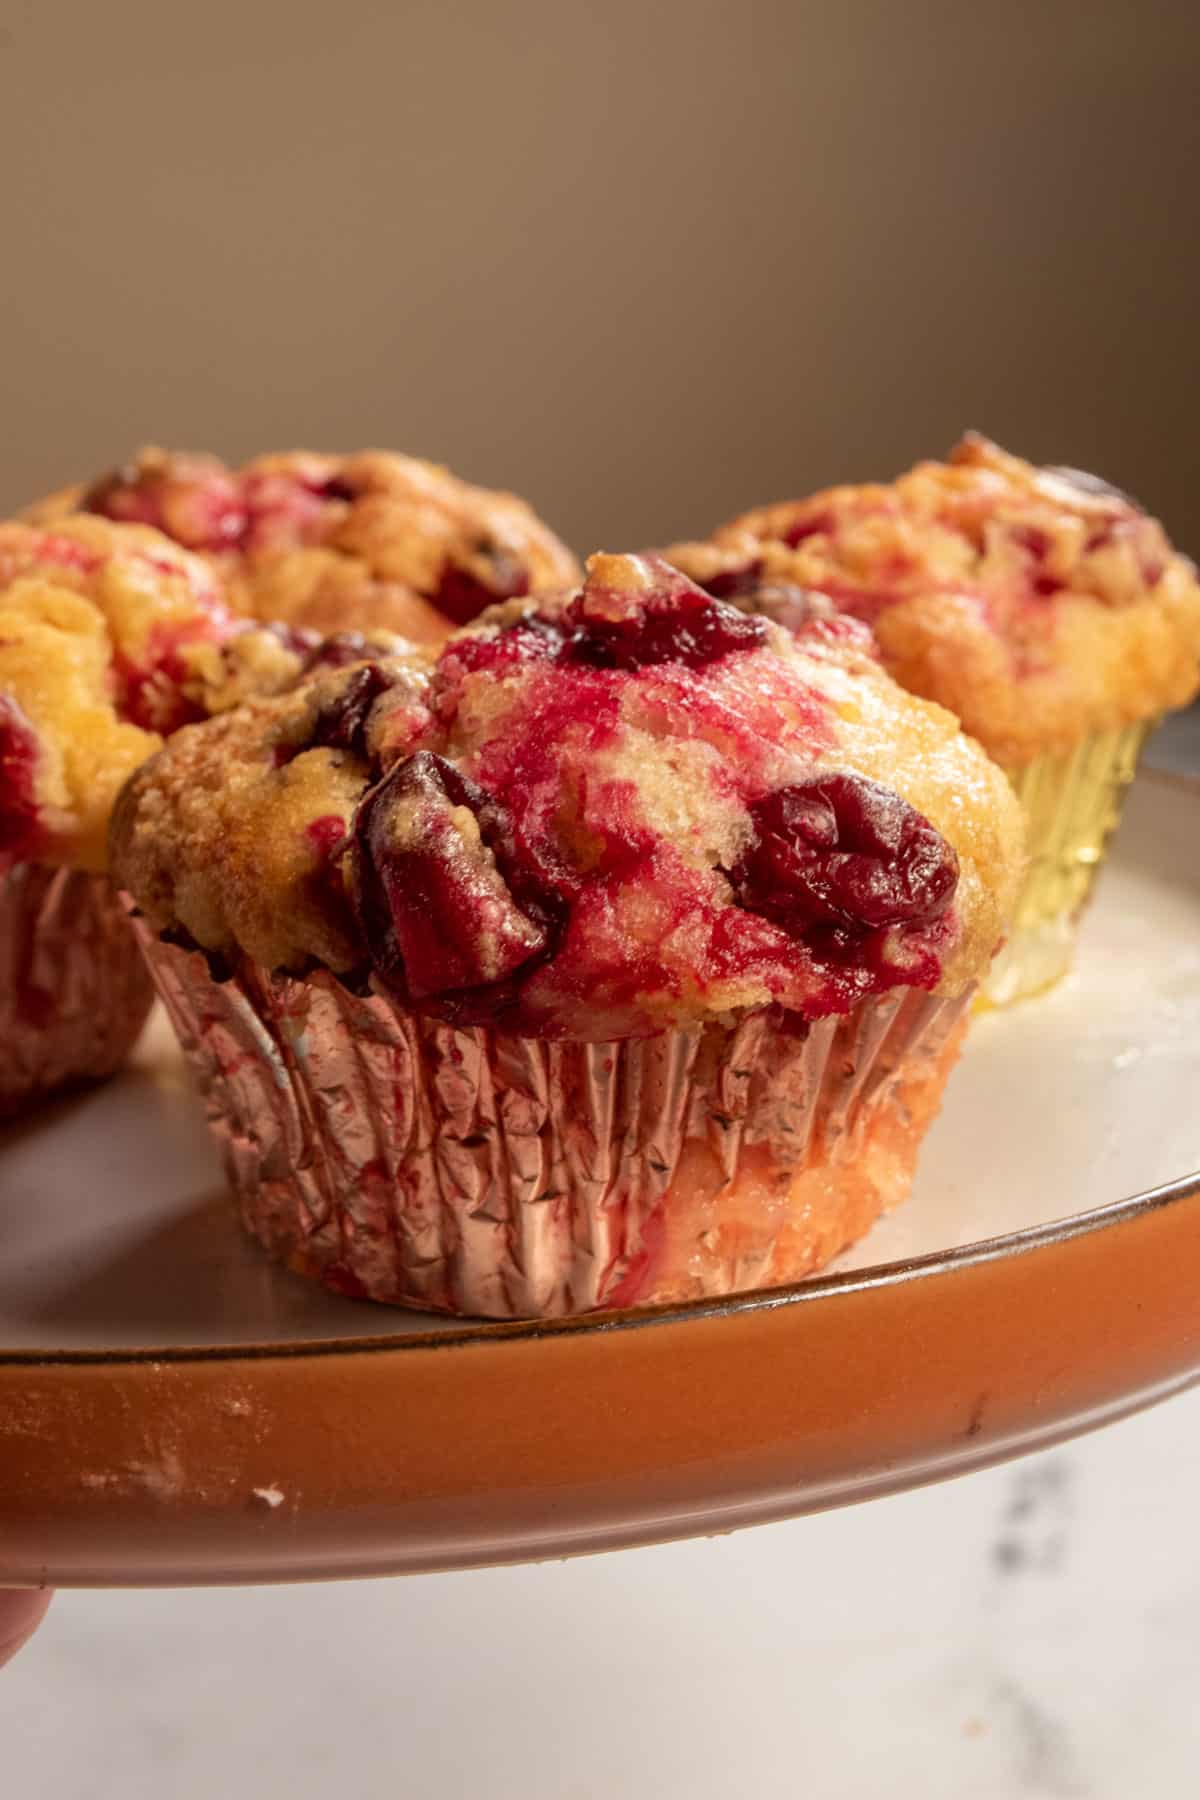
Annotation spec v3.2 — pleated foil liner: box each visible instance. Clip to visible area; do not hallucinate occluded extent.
[982,719,1152,1008]
[137,923,972,1320]
[0,864,155,1118]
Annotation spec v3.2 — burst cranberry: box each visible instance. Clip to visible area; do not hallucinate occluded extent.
[732,772,957,935]
[83,464,247,551]
[307,663,395,762]
[81,467,163,530]
[0,697,42,866]
[115,620,220,735]
[566,569,767,671]
[305,814,348,858]
[443,615,567,678]
[698,564,828,634]
[318,475,359,504]
[700,560,765,601]
[782,511,833,548]
[350,750,550,1016]
[432,547,530,626]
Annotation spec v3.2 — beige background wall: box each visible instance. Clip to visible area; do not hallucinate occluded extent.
[1,1,1196,553]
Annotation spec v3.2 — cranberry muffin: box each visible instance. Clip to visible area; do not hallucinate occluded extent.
[112,553,1023,1319]
[0,516,362,1115]
[29,446,579,642]
[672,435,1200,1003]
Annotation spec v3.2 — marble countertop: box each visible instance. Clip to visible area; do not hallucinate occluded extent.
[4,711,1198,1799]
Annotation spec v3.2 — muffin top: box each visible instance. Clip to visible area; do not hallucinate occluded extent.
[28,446,580,643]
[113,553,1023,1040]
[676,435,1200,765]
[0,517,392,872]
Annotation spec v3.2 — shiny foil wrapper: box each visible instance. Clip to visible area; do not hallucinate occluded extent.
[982,720,1152,1008]
[0,864,155,1118]
[138,922,971,1320]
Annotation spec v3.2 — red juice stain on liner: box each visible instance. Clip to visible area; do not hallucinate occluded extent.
[602,1202,668,1311]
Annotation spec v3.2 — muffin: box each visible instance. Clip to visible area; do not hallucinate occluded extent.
[0,515,352,1116]
[29,446,579,642]
[672,435,1200,1004]
[112,552,1022,1319]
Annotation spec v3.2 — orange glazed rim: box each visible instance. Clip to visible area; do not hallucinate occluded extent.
[2,1160,1197,1370]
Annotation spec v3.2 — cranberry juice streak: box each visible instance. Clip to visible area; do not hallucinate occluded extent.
[0,696,42,866]
[335,563,957,1029]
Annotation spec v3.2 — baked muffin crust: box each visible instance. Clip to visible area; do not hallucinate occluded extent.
[676,435,1200,765]
[0,517,383,870]
[29,446,579,642]
[114,553,1023,1038]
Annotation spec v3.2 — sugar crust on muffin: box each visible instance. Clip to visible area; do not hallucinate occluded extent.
[675,434,1200,765]
[113,552,1023,1039]
[28,446,580,642]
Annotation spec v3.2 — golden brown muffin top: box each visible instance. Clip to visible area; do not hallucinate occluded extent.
[113,553,1023,1040]
[0,516,408,872]
[28,446,580,643]
[675,435,1200,766]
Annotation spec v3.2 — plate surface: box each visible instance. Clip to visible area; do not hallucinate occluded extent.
[2,772,1198,1586]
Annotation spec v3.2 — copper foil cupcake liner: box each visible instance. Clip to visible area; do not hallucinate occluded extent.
[982,720,1152,1008]
[0,864,155,1118]
[136,923,971,1319]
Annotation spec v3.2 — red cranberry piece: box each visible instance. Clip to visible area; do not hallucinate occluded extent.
[432,547,530,626]
[115,621,216,735]
[781,511,833,549]
[732,772,957,935]
[318,475,359,503]
[698,565,828,634]
[566,573,767,671]
[0,697,42,865]
[309,664,395,761]
[443,615,567,678]
[699,560,765,601]
[305,814,349,860]
[81,468,164,530]
[350,750,549,1015]
[83,464,247,551]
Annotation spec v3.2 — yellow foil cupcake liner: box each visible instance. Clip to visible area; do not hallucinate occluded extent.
[981,720,1152,1008]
